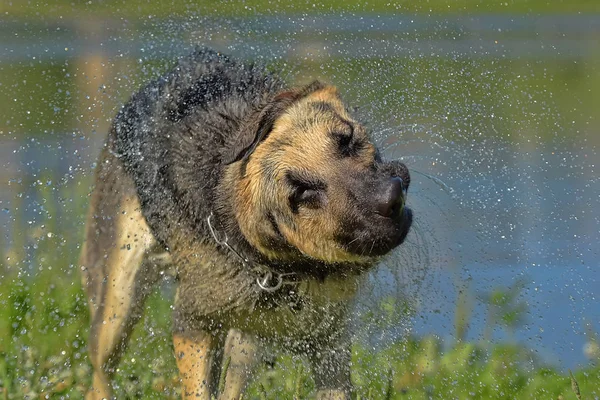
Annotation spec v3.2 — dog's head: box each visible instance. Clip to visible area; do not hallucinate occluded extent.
[223,81,412,264]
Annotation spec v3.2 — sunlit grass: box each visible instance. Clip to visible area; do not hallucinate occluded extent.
[1,278,599,399]
[3,0,599,19]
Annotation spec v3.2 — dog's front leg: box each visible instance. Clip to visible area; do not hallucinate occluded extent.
[315,390,350,400]
[173,330,218,400]
[219,328,260,400]
[311,339,352,400]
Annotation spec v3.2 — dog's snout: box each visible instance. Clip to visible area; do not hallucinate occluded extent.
[376,177,406,217]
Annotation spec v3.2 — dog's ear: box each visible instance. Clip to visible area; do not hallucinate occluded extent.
[222,80,326,165]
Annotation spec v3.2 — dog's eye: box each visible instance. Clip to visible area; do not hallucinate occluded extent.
[286,172,326,212]
[293,187,321,209]
[334,125,357,157]
[336,131,352,147]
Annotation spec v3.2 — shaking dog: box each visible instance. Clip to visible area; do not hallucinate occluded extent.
[80,48,412,400]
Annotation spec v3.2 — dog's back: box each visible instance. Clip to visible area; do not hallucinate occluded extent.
[108,49,282,249]
[80,49,286,399]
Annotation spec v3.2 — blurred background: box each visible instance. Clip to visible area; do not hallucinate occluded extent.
[0,1,599,398]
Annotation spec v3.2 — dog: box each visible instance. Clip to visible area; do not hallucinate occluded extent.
[80,48,412,400]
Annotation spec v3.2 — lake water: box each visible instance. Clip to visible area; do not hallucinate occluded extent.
[1,14,598,370]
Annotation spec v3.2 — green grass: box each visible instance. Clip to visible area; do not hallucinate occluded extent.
[2,0,599,19]
[1,276,599,399]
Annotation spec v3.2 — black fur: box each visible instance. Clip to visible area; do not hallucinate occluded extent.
[111,49,284,250]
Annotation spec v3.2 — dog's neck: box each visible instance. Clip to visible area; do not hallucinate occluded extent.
[211,172,373,285]
[208,202,330,279]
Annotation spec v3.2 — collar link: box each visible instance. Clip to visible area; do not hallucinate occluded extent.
[207,212,295,292]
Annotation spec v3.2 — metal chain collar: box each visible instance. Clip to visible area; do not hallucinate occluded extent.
[207,212,296,293]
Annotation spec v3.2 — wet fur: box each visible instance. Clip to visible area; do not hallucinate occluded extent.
[81,48,410,399]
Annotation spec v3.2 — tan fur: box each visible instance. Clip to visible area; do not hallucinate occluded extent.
[173,333,215,400]
[82,150,168,399]
[234,87,376,263]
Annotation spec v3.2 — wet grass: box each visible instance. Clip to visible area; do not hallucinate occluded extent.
[0,180,599,399]
[1,276,599,399]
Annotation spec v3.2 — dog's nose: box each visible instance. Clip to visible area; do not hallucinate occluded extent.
[376,177,406,218]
